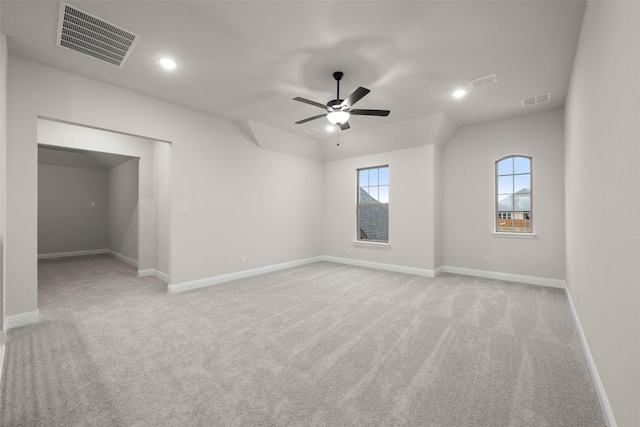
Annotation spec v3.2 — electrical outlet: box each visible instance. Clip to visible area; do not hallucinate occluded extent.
[240,256,246,264]
[485,256,491,264]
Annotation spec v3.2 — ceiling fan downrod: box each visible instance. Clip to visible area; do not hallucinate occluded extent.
[333,71,343,102]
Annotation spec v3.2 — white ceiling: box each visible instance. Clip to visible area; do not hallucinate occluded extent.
[1,1,586,141]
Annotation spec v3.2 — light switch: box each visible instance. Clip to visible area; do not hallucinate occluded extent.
[180,204,187,214]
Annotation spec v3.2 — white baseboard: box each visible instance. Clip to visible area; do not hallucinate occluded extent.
[138,268,169,282]
[38,249,108,259]
[108,250,138,268]
[565,288,617,427]
[442,265,565,289]
[323,256,438,278]
[6,310,40,329]
[168,256,323,294]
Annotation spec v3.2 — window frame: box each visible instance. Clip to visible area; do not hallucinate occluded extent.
[356,165,389,244]
[495,155,533,234]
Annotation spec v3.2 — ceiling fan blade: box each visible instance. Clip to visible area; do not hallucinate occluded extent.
[349,109,390,117]
[340,122,350,131]
[295,114,327,124]
[293,97,327,109]
[341,87,370,108]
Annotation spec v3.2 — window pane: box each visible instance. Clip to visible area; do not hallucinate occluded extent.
[368,186,379,201]
[359,187,372,203]
[358,205,389,242]
[497,194,513,211]
[359,169,369,187]
[369,168,378,186]
[379,167,389,185]
[498,176,513,194]
[497,158,513,175]
[378,185,389,203]
[514,193,530,211]
[514,157,530,174]
[514,174,530,193]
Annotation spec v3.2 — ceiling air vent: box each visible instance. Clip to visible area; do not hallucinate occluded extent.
[467,73,498,89]
[522,93,551,107]
[57,2,139,67]
[304,127,321,134]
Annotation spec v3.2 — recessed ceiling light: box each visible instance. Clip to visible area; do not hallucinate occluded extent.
[158,57,177,70]
[452,89,466,99]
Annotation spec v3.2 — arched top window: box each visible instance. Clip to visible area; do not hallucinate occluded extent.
[496,156,532,233]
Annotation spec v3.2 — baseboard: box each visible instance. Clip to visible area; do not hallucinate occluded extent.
[323,256,438,278]
[138,269,169,282]
[108,250,138,268]
[565,287,617,427]
[442,265,565,289]
[6,310,40,329]
[38,249,108,259]
[168,256,323,294]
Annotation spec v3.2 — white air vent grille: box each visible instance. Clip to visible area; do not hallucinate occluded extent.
[522,93,551,107]
[468,73,498,89]
[304,128,321,134]
[57,2,139,67]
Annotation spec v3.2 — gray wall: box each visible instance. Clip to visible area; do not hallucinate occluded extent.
[107,159,139,262]
[442,109,566,281]
[1,33,6,335]
[38,164,108,254]
[564,2,640,425]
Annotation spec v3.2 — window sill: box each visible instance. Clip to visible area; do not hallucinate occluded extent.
[493,232,537,239]
[354,240,391,249]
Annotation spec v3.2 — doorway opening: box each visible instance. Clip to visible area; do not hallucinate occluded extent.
[36,118,172,287]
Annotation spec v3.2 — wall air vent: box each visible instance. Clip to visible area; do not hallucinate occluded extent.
[467,73,498,89]
[57,2,139,67]
[522,93,551,107]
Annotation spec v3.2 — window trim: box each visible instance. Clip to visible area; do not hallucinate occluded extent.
[495,155,533,234]
[356,165,389,243]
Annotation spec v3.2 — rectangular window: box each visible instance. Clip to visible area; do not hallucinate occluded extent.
[357,165,389,242]
[496,156,532,232]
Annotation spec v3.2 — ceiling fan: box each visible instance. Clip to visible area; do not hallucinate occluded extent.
[293,71,390,130]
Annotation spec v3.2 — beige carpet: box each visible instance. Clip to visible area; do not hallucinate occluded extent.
[1,255,605,426]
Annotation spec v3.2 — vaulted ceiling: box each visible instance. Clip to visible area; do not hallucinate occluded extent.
[1,1,586,144]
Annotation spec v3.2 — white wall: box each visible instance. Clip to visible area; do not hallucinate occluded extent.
[107,159,139,262]
[564,2,640,426]
[323,145,438,273]
[153,141,171,276]
[38,164,108,254]
[5,56,323,317]
[442,109,566,281]
[1,33,8,333]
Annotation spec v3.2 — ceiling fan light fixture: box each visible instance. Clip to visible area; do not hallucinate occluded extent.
[327,111,350,125]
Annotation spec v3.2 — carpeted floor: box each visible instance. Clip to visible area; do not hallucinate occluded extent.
[1,255,605,426]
